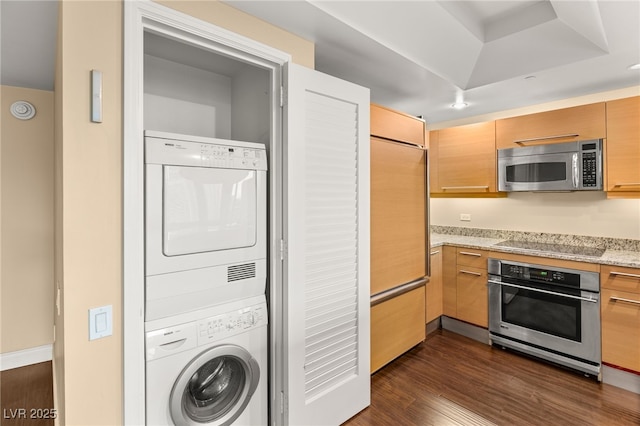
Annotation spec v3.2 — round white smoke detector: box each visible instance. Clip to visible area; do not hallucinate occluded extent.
[10,101,36,120]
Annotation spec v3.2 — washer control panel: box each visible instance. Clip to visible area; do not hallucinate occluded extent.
[198,302,267,344]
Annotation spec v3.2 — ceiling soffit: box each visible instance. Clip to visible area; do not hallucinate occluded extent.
[311,0,610,90]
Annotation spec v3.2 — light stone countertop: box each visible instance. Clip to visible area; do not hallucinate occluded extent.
[431,233,640,269]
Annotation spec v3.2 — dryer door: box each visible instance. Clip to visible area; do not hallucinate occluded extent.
[163,166,258,256]
[170,345,260,426]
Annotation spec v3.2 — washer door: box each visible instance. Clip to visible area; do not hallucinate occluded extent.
[170,345,260,425]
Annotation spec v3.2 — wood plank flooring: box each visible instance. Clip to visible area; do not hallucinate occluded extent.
[345,329,640,426]
[1,362,54,426]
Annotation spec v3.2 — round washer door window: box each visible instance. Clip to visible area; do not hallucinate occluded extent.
[170,344,260,426]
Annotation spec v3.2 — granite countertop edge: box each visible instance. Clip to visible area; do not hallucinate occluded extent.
[431,233,640,269]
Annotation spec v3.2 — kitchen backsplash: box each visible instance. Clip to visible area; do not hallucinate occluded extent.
[431,225,640,252]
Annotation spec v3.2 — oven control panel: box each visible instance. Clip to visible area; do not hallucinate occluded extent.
[488,258,600,292]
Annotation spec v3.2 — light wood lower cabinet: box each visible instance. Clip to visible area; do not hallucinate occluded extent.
[600,265,640,373]
[601,288,640,373]
[426,249,443,323]
[455,248,489,327]
[456,266,488,327]
[442,246,458,317]
[371,286,425,373]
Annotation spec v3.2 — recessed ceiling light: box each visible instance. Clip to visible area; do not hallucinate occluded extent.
[451,102,468,110]
[628,63,640,71]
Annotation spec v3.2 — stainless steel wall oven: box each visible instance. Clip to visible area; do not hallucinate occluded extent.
[488,258,601,378]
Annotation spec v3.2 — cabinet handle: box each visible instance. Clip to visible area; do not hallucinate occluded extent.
[609,271,640,279]
[430,250,440,256]
[612,183,640,188]
[459,251,482,257]
[459,269,482,276]
[610,296,640,306]
[514,133,579,145]
[441,186,489,190]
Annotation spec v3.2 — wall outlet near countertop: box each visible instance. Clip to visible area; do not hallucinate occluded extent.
[460,213,471,222]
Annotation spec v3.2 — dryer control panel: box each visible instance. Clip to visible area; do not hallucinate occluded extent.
[145,131,268,171]
[198,302,267,344]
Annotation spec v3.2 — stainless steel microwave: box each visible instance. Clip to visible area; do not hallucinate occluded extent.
[498,140,603,192]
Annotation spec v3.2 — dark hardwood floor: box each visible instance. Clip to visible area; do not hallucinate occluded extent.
[345,330,640,426]
[1,362,54,426]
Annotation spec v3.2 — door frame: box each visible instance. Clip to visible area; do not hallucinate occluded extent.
[123,2,290,424]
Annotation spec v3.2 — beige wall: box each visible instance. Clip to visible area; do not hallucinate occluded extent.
[430,86,640,240]
[53,0,315,423]
[1,86,54,354]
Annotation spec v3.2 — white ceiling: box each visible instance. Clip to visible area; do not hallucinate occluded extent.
[1,1,639,125]
[223,0,640,124]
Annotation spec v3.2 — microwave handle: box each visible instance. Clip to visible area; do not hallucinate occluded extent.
[572,153,579,189]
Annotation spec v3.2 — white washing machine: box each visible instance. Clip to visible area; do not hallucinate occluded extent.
[145,295,268,426]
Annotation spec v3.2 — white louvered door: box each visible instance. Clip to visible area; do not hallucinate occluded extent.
[282,63,370,426]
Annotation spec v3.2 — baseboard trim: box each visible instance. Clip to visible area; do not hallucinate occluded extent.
[441,316,490,345]
[0,344,53,371]
[603,365,640,395]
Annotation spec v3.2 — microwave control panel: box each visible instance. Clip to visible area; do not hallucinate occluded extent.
[580,141,601,188]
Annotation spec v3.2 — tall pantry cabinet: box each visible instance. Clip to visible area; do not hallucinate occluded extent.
[123,3,370,426]
[370,104,428,372]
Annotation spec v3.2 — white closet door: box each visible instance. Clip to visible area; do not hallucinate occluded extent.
[284,63,370,426]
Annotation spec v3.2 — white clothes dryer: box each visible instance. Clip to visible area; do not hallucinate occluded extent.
[144,131,268,321]
[145,295,267,426]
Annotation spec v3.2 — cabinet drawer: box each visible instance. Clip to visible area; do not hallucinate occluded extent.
[601,288,640,372]
[371,286,425,372]
[601,265,640,293]
[456,248,489,269]
[456,267,488,328]
[495,102,606,149]
[370,103,425,146]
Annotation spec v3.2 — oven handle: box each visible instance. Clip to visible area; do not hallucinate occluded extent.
[487,279,598,303]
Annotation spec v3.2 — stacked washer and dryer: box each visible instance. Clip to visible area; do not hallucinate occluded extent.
[143,131,269,425]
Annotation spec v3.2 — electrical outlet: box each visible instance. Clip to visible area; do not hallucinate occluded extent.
[460,213,471,221]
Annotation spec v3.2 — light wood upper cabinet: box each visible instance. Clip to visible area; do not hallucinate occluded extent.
[430,121,498,196]
[371,103,425,147]
[495,102,606,149]
[600,265,640,373]
[605,96,640,196]
[370,137,426,295]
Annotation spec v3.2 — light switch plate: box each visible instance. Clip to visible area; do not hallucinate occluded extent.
[89,305,112,340]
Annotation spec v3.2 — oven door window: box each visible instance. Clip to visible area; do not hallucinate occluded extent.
[162,166,257,256]
[501,284,581,342]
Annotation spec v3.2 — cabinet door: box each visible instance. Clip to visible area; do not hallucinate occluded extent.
[370,103,425,146]
[433,121,497,194]
[495,103,606,149]
[442,246,458,317]
[426,249,443,323]
[456,266,488,327]
[285,63,370,426]
[371,137,426,295]
[601,288,640,373]
[605,96,640,195]
[371,286,425,373]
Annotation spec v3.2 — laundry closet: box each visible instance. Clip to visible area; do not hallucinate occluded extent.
[123,3,371,425]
